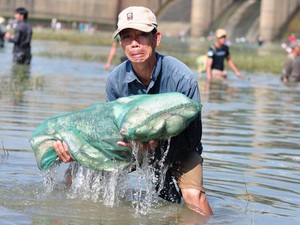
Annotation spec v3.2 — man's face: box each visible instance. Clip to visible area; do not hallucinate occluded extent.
[14,13,23,21]
[217,35,226,45]
[119,29,161,63]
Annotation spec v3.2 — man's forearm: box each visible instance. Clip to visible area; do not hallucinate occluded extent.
[206,68,212,80]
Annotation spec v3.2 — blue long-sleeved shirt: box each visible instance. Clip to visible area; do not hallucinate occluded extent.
[106,52,203,163]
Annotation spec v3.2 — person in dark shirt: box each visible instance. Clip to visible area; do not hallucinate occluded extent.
[206,28,243,81]
[5,7,32,65]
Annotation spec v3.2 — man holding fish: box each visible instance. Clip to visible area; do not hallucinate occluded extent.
[53,6,213,216]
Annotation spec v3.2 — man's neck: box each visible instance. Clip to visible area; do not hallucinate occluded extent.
[215,42,223,48]
[132,54,157,86]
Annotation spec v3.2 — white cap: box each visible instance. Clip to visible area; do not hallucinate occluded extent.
[215,28,227,38]
[113,6,157,38]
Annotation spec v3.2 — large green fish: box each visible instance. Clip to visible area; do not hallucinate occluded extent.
[30,92,202,172]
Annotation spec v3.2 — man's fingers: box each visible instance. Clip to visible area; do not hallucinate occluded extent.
[53,140,73,163]
[62,141,69,153]
[55,140,67,162]
[117,141,132,148]
[62,141,73,162]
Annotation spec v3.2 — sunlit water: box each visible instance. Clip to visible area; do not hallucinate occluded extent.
[0,40,300,225]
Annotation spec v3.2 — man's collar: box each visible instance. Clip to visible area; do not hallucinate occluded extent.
[124,52,162,83]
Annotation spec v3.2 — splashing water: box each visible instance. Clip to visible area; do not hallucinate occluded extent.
[41,162,61,194]
[130,139,172,215]
[130,141,158,215]
[41,139,172,214]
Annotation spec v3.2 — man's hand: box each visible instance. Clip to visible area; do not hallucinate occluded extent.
[282,77,288,82]
[53,140,74,163]
[236,71,244,78]
[103,63,111,70]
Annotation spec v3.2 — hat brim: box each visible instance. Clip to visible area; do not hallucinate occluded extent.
[113,24,156,38]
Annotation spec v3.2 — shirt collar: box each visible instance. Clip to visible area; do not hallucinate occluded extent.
[123,52,162,84]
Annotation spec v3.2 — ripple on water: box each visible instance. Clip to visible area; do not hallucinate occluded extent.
[0,42,300,224]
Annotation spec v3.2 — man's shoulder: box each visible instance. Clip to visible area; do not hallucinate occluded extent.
[217,44,229,56]
[223,44,229,51]
[159,54,196,82]
[160,54,191,72]
[207,45,216,57]
[17,21,31,30]
[159,54,178,62]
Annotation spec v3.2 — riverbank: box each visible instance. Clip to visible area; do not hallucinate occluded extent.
[32,28,286,75]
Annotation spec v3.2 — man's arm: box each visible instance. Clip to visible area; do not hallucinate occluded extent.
[104,41,118,70]
[5,25,21,43]
[205,47,215,81]
[227,57,243,78]
[206,57,213,81]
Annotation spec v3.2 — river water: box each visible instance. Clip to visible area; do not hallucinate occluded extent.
[0,40,299,225]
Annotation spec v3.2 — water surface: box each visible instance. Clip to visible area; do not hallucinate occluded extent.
[0,41,300,225]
